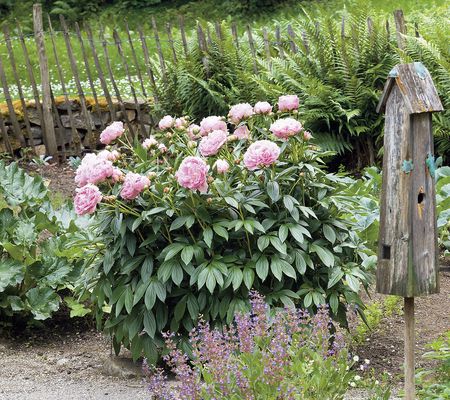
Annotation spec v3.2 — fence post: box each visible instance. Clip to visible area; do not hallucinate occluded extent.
[33,4,58,159]
[393,9,407,50]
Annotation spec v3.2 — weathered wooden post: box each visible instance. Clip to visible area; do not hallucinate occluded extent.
[33,3,58,159]
[376,62,443,400]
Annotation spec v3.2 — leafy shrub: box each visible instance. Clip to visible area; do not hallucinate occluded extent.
[416,331,450,400]
[145,292,354,399]
[0,161,90,320]
[75,98,372,362]
[436,166,450,256]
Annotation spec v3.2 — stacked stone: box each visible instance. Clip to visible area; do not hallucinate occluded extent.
[0,98,154,154]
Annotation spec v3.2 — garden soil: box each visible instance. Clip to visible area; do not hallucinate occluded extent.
[1,162,448,399]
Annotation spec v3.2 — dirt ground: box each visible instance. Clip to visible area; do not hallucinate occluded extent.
[356,271,450,379]
[23,161,77,198]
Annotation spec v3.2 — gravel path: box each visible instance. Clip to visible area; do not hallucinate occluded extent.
[0,327,148,400]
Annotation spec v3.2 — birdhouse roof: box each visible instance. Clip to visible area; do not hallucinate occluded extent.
[376,62,444,114]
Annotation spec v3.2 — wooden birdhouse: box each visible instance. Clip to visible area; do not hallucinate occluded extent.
[376,62,443,297]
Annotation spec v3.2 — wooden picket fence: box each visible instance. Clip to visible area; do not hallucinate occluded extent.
[0,5,411,161]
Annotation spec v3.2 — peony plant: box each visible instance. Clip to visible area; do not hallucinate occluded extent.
[74,95,372,362]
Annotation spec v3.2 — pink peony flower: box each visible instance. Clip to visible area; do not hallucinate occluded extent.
[234,124,250,140]
[199,116,227,136]
[100,121,124,145]
[214,159,230,173]
[254,101,272,114]
[97,149,120,162]
[111,167,125,183]
[174,117,188,129]
[199,130,228,156]
[187,124,201,140]
[74,184,102,215]
[175,156,209,193]
[243,140,280,170]
[278,95,299,112]
[270,117,303,140]
[228,103,253,125]
[158,115,174,130]
[303,131,312,141]
[120,172,150,200]
[75,153,114,187]
[142,136,158,149]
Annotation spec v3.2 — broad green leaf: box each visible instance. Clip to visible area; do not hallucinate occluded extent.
[243,268,254,289]
[270,256,283,281]
[143,310,156,338]
[164,243,185,261]
[329,293,339,314]
[212,224,228,240]
[278,225,289,243]
[231,268,243,291]
[224,196,239,209]
[310,243,334,267]
[327,268,344,289]
[294,251,306,274]
[181,246,194,265]
[267,181,280,202]
[323,224,337,244]
[257,236,270,252]
[171,263,184,286]
[256,255,269,281]
[174,298,187,322]
[144,285,156,310]
[303,292,313,308]
[270,236,287,254]
[170,216,188,231]
[345,274,361,292]
[203,227,213,248]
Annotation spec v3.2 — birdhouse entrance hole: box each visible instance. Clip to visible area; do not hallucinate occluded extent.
[382,245,391,260]
[417,192,425,204]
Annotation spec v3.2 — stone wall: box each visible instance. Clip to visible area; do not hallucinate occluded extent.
[0,97,155,154]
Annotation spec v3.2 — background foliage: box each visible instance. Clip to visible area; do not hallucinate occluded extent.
[0,161,92,321]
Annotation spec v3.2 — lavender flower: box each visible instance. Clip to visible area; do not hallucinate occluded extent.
[145,293,354,400]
